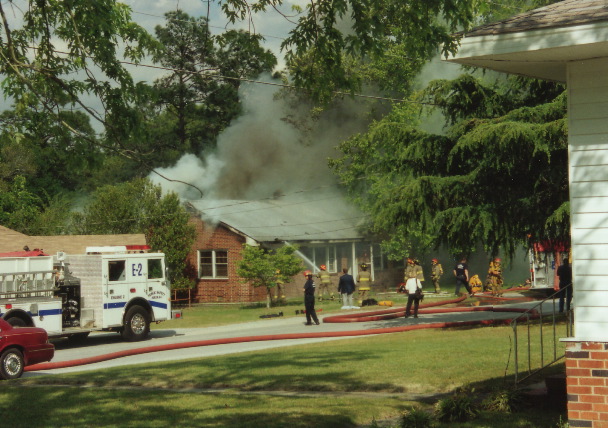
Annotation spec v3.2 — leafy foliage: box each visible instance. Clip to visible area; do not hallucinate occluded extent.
[70,179,195,284]
[330,75,568,259]
[482,388,525,413]
[149,11,277,159]
[0,176,43,233]
[434,387,479,422]
[400,406,434,428]
[0,107,101,198]
[237,244,303,307]
[0,1,158,148]
[219,0,484,102]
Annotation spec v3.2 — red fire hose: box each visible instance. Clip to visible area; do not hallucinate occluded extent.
[26,289,536,372]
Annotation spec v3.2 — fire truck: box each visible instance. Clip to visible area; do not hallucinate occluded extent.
[0,246,181,341]
[529,240,570,293]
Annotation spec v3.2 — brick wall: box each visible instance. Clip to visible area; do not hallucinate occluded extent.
[187,218,270,303]
[566,341,608,427]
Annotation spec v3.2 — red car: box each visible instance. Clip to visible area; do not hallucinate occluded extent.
[0,318,54,380]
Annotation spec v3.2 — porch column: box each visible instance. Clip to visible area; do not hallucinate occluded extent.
[566,57,608,427]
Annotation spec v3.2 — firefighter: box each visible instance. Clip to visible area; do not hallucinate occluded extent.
[431,258,443,293]
[469,274,483,294]
[404,257,424,286]
[357,263,372,306]
[486,258,504,296]
[317,264,334,301]
[274,269,285,301]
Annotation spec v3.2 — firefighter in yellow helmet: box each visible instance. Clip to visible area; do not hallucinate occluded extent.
[404,257,424,286]
[274,269,285,301]
[486,258,504,296]
[357,263,372,306]
[430,258,443,293]
[316,264,334,301]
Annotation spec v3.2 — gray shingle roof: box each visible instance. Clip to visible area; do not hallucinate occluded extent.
[465,0,608,37]
[187,193,366,243]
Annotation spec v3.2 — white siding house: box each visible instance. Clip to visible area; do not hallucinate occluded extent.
[568,58,608,341]
[445,1,608,425]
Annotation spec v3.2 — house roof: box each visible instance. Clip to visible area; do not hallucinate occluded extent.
[446,0,608,82]
[465,0,608,37]
[0,226,147,255]
[187,193,366,243]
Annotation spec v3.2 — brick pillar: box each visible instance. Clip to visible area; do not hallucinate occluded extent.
[566,341,608,427]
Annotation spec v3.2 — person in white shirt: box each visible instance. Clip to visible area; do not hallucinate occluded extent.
[404,272,423,318]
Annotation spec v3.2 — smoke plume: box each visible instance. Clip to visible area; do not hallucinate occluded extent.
[150,75,372,201]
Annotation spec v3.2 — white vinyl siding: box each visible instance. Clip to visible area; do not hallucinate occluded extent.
[567,57,608,340]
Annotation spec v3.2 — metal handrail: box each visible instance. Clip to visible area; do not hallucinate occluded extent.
[510,283,573,384]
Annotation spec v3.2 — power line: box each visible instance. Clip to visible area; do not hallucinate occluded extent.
[120,59,433,105]
[132,10,288,41]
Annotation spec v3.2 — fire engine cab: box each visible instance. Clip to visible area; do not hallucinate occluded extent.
[0,246,181,341]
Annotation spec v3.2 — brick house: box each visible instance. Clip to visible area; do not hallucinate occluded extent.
[446,1,608,425]
[185,194,404,304]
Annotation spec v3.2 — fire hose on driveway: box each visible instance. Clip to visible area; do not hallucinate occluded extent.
[26,288,537,372]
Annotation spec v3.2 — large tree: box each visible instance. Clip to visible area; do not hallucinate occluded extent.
[0,1,158,153]
[70,179,196,287]
[0,107,101,198]
[151,11,277,157]
[330,74,568,260]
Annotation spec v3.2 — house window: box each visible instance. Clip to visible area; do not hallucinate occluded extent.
[199,250,228,278]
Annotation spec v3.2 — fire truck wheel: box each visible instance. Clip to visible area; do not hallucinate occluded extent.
[122,305,150,342]
[6,317,27,328]
[0,348,24,380]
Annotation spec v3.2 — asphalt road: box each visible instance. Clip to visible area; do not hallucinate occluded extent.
[24,292,547,377]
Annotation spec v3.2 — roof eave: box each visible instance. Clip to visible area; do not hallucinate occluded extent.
[446,21,608,82]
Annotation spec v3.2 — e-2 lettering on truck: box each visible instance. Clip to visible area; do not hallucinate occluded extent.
[0,246,181,342]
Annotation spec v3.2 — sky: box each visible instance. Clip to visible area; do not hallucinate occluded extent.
[0,1,461,200]
[122,0,301,80]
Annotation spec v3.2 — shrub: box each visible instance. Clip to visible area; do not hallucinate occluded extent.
[401,406,434,428]
[434,387,479,422]
[483,387,525,413]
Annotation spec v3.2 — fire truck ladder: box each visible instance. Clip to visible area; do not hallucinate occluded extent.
[0,271,56,299]
[509,284,573,385]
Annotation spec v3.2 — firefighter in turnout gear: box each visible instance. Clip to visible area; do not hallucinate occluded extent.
[317,265,334,301]
[431,258,443,293]
[486,258,504,296]
[357,263,372,306]
[274,269,285,301]
[469,274,483,294]
[404,258,424,286]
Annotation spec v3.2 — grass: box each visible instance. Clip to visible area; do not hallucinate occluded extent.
[10,322,568,427]
[158,290,451,329]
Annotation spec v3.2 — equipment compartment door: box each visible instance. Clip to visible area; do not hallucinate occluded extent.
[103,259,128,327]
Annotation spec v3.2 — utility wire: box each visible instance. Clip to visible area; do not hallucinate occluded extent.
[119,59,434,105]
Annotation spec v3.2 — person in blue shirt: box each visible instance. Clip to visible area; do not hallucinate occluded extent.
[338,268,356,309]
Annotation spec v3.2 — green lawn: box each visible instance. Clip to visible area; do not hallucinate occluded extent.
[157,291,449,329]
[9,320,568,427]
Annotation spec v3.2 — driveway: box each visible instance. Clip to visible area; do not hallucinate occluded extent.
[24,293,547,376]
